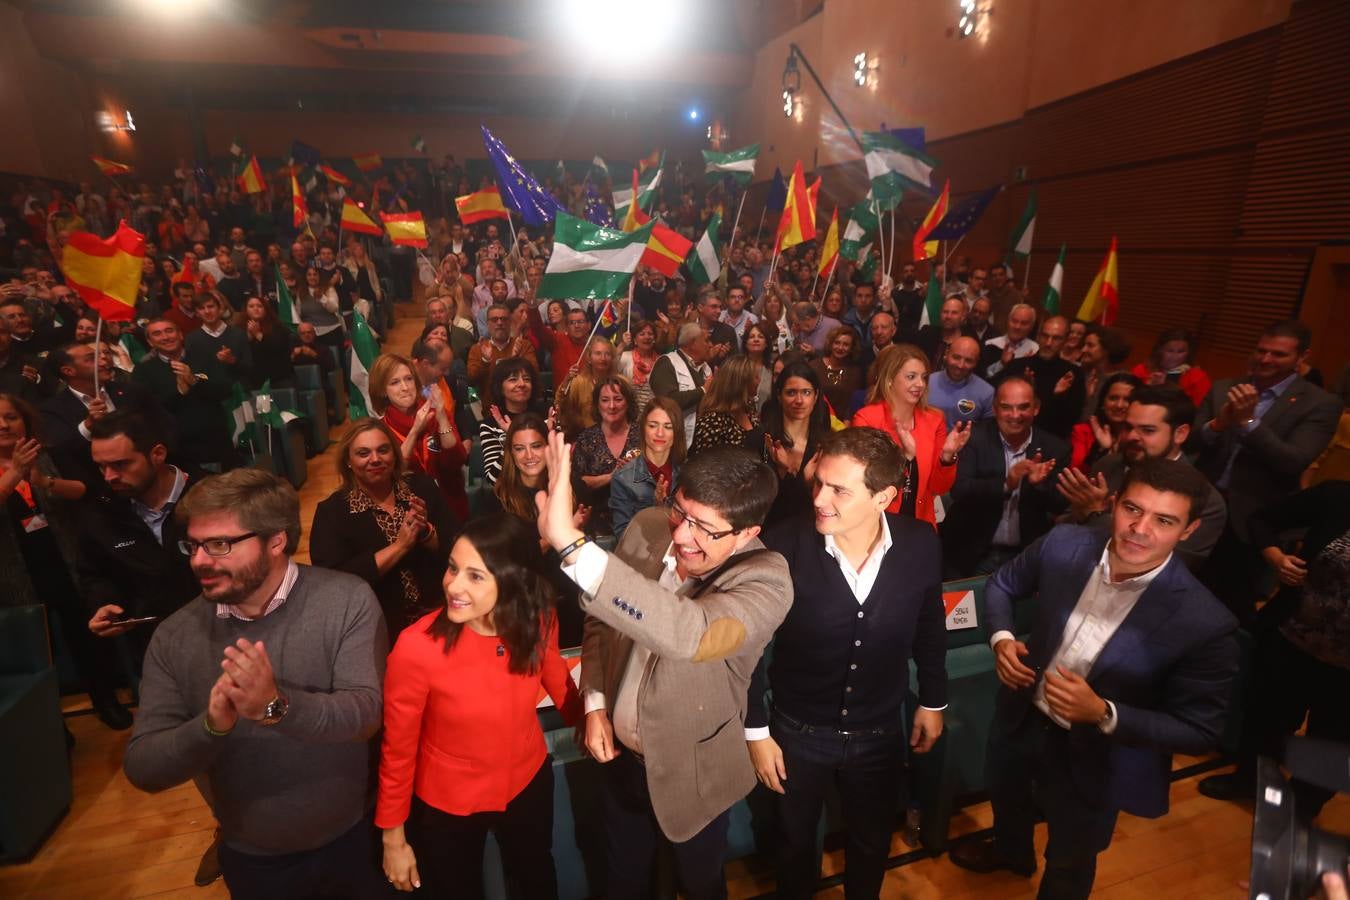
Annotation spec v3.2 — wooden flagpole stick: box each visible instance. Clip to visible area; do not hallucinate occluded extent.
[809,266,821,299]
[887,209,897,284]
[1022,254,1032,292]
[724,188,747,268]
[754,206,767,243]
[92,317,104,402]
[820,256,839,301]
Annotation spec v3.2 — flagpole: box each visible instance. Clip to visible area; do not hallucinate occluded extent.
[92,317,105,403]
[821,256,839,301]
[724,189,747,270]
[887,209,897,284]
[754,207,767,244]
[1022,254,1032,292]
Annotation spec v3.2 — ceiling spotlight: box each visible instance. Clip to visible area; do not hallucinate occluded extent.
[956,0,989,38]
[853,52,868,87]
[782,89,794,118]
[688,108,700,121]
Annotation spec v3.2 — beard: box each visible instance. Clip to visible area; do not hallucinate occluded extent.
[194,553,271,606]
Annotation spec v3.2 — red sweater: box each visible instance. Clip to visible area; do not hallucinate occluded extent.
[851,403,956,526]
[376,611,581,825]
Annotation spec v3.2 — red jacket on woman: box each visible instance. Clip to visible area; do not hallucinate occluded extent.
[851,402,957,526]
[376,610,582,826]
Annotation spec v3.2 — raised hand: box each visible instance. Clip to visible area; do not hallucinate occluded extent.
[941,420,972,460]
[489,404,512,432]
[894,425,918,461]
[1026,456,1057,485]
[410,403,434,436]
[1057,467,1110,516]
[535,429,583,551]
[11,437,40,472]
[653,473,670,504]
[1088,415,1114,451]
[218,638,279,721]
[1053,370,1076,395]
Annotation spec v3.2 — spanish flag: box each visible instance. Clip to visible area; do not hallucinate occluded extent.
[291,174,308,229]
[353,152,383,173]
[91,157,132,177]
[817,208,840,277]
[637,150,662,174]
[340,198,383,236]
[1077,236,1120,325]
[60,222,145,322]
[640,222,694,278]
[238,155,266,194]
[775,161,816,252]
[318,163,351,186]
[619,169,652,233]
[381,211,428,248]
[912,179,950,262]
[454,185,509,224]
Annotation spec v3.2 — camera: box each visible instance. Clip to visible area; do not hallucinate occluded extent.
[1249,737,1349,899]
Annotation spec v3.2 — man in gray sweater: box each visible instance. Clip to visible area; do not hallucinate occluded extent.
[124,468,390,898]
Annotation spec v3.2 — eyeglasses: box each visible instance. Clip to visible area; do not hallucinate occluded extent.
[667,503,738,543]
[178,532,259,557]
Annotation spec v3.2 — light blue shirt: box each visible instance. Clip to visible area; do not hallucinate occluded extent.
[927,370,995,429]
[1216,373,1297,490]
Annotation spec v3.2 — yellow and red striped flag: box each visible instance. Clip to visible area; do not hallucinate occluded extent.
[60,222,145,322]
[641,222,694,278]
[817,209,841,277]
[353,152,383,173]
[91,157,132,177]
[619,169,653,233]
[1077,236,1120,325]
[637,150,662,174]
[291,174,308,229]
[381,211,428,248]
[318,163,351,186]
[454,186,509,224]
[775,161,817,252]
[237,155,266,194]
[340,198,383,236]
[912,179,950,262]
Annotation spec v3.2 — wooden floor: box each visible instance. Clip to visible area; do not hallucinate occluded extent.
[3,295,1348,898]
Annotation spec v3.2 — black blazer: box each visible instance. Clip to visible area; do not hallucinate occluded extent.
[986,525,1239,818]
[40,382,166,489]
[940,418,1068,578]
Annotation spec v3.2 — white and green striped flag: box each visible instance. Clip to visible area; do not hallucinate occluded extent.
[839,200,879,262]
[228,383,255,451]
[538,212,655,300]
[612,155,663,222]
[687,212,722,284]
[347,308,380,420]
[275,265,300,332]
[411,134,427,154]
[861,131,937,207]
[857,241,877,281]
[701,144,759,187]
[1010,190,1037,259]
[1043,244,1066,315]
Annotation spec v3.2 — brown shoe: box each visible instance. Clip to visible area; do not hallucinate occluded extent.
[195,832,221,887]
[949,835,1036,878]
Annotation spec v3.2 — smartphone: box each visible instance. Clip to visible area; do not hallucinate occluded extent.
[115,615,159,627]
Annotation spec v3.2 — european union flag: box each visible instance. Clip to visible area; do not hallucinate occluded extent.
[480,125,563,227]
[765,167,788,214]
[928,184,1003,241]
[289,140,321,169]
[883,127,926,151]
[583,183,615,228]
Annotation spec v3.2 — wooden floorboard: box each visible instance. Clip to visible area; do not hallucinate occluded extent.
[4,295,1348,897]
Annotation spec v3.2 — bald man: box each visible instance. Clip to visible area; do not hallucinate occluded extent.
[994,315,1086,439]
[927,335,995,429]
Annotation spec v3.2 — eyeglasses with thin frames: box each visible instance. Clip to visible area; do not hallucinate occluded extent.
[667,502,738,543]
[178,532,260,557]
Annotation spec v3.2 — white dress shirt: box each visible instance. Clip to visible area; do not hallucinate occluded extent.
[983,334,1040,378]
[991,429,1034,548]
[217,559,299,620]
[70,384,117,441]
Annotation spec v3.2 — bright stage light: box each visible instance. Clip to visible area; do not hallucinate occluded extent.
[557,0,680,60]
[688,108,700,121]
[782,90,794,118]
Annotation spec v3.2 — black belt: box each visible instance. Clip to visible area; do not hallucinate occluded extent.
[773,708,902,737]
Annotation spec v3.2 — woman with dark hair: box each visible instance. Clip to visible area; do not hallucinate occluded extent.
[689,356,762,457]
[1069,371,1142,471]
[610,395,685,538]
[416,323,452,352]
[760,362,837,526]
[234,295,295,389]
[571,377,640,535]
[742,320,776,414]
[298,263,345,361]
[809,325,864,419]
[1130,328,1211,406]
[479,357,548,485]
[378,514,582,898]
[309,418,457,639]
[618,319,660,412]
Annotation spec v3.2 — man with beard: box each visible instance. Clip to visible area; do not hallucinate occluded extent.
[123,467,388,898]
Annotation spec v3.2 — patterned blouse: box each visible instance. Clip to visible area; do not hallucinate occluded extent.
[346,479,427,630]
[689,410,759,458]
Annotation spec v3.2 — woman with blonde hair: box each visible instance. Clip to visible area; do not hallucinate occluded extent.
[688,355,762,457]
[555,337,616,439]
[851,344,971,526]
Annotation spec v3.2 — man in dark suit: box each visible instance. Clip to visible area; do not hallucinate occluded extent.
[133,317,237,470]
[940,376,1069,577]
[995,315,1085,440]
[1193,319,1342,620]
[748,428,947,899]
[950,458,1240,898]
[539,442,792,900]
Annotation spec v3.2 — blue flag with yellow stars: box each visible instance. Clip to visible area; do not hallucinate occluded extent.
[480,125,563,227]
[927,184,1003,241]
[583,183,615,228]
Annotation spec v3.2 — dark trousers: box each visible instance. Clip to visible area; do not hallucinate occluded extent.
[1201,524,1268,627]
[408,758,558,899]
[770,710,904,900]
[218,813,391,900]
[988,709,1119,900]
[602,744,730,900]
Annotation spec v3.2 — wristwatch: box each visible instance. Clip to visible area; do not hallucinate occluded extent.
[259,692,289,726]
[1096,701,1115,731]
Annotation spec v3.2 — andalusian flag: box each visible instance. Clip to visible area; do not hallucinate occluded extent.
[91,157,132,177]
[817,209,841,277]
[353,152,383,173]
[861,130,937,207]
[381,212,428,248]
[919,267,944,328]
[1043,244,1066,315]
[228,138,243,158]
[617,169,653,233]
[686,211,722,284]
[839,199,878,262]
[1076,237,1119,325]
[318,164,351,186]
[537,212,654,300]
[291,174,308,229]
[340,198,383,236]
[237,156,266,194]
[613,156,662,224]
[857,242,877,281]
[641,222,694,279]
[912,179,951,262]
[275,265,299,332]
[347,308,380,420]
[701,144,759,187]
[1009,190,1037,258]
[60,222,145,322]
[775,161,816,252]
[229,383,256,451]
[455,186,509,224]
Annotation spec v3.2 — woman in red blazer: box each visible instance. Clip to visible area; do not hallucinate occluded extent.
[378,514,582,897]
[852,344,971,526]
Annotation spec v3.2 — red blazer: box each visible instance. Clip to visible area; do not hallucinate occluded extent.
[851,402,956,526]
[376,610,582,826]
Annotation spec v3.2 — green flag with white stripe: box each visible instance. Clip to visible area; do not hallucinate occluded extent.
[920,267,944,327]
[701,144,759,187]
[839,200,879,262]
[612,154,663,223]
[686,212,722,284]
[1009,190,1037,259]
[1043,244,1066,315]
[861,131,937,207]
[275,265,300,332]
[347,308,380,420]
[538,212,655,300]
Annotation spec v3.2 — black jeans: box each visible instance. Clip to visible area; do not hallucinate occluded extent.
[988,709,1119,900]
[218,813,391,900]
[408,758,558,899]
[601,743,730,900]
[770,710,905,900]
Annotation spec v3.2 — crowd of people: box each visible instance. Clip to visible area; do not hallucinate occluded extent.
[1,165,1348,900]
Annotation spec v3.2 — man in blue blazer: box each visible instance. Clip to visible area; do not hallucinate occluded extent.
[949,457,1239,899]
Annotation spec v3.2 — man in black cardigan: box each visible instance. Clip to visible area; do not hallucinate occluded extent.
[747,427,948,899]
